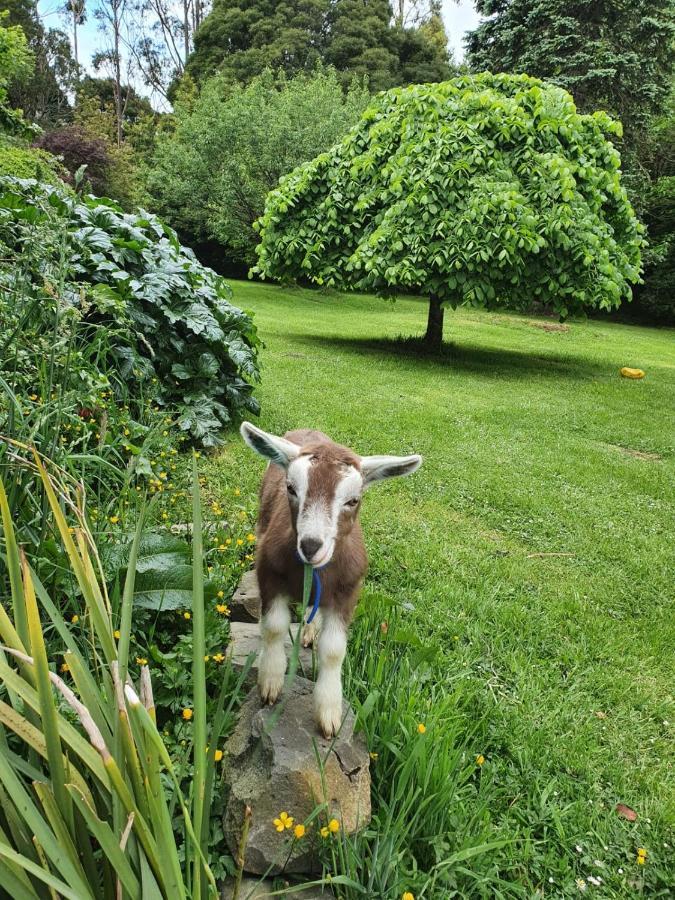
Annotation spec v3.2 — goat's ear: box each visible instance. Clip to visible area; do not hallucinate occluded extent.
[360,454,422,486]
[240,422,300,469]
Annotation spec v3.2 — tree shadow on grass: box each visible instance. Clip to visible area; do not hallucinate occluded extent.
[294,333,607,381]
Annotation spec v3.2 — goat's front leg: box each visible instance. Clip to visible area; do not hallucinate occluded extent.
[301,609,322,648]
[314,611,347,738]
[258,597,290,705]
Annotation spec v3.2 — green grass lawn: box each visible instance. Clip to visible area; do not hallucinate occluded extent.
[206,281,674,896]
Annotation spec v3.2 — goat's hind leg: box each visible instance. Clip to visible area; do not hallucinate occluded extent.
[258,597,290,705]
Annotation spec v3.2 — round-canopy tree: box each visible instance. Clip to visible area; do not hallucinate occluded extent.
[254,73,644,350]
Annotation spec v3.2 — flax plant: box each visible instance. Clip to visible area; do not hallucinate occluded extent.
[0,452,245,898]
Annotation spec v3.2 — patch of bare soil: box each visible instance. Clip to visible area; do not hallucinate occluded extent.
[528,321,570,333]
[606,444,662,461]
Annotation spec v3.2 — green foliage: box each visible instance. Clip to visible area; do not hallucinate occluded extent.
[2,0,76,126]
[0,459,246,897]
[186,0,452,89]
[466,0,675,144]
[0,140,60,181]
[255,73,644,332]
[0,176,260,446]
[0,11,34,135]
[149,67,369,264]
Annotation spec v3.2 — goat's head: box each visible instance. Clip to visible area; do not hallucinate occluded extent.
[240,422,422,567]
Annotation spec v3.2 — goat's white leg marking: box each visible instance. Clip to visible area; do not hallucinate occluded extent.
[301,609,322,648]
[258,597,290,704]
[314,612,347,737]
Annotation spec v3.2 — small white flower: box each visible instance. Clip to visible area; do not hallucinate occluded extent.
[575,845,583,854]
[587,876,601,887]
[593,860,604,868]
[618,868,623,875]
[576,879,587,892]
[548,877,554,883]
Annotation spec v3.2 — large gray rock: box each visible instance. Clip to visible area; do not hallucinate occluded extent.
[230,570,261,622]
[223,677,371,875]
[227,623,314,683]
[221,877,330,899]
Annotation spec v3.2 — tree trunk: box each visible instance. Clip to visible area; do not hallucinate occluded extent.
[424,293,444,351]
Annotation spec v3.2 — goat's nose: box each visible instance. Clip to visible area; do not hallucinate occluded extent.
[300,536,323,562]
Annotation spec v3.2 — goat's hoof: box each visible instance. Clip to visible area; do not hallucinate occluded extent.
[301,620,318,647]
[258,674,283,705]
[316,704,342,739]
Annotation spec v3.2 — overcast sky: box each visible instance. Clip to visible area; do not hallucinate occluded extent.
[37,1,481,97]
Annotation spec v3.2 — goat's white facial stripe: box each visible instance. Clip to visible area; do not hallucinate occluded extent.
[287,460,363,564]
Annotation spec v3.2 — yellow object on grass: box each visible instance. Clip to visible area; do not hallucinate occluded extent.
[620,367,645,379]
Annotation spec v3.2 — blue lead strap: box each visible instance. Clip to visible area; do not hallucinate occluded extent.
[305,566,323,625]
[297,552,326,624]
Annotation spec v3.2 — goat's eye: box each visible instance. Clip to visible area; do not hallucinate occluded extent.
[286,483,297,498]
[344,497,359,509]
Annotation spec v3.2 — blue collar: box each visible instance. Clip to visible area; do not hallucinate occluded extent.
[296,553,328,624]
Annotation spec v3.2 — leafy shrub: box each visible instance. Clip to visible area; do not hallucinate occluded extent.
[254,73,645,349]
[0,141,62,182]
[148,67,369,265]
[0,176,260,446]
[34,123,112,195]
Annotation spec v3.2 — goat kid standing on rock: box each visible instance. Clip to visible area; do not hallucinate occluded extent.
[240,422,422,738]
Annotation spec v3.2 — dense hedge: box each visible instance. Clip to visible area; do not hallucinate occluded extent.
[0,177,260,445]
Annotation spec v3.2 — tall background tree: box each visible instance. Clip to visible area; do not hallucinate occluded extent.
[2,0,77,124]
[254,74,644,350]
[186,0,452,88]
[148,66,369,266]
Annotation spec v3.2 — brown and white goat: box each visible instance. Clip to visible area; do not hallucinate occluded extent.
[240,422,422,737]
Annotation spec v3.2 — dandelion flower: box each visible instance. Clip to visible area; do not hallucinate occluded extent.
[114,630,120,639]
[71,614,79,624]
[247,533,256,542]
[417,723,426,734]
[183,611,191,620]
[213,653,225,663]
[136,657,148,665]
[294,824,306,839]
[182,708,193,721]
[60,663,69,673]
[320,826,329,838]
[328,818,340,833]
[636,848,647,865]
[217,590,225,598]
[403,893,415,900]
[214,749,223,762]
[216,604,230,616]
[369,752,379,760]
[476,754,485,766]
[234,488,240,496]
[109,515,119,524]
[236,538,244,546]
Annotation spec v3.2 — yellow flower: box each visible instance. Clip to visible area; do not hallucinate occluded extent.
[124,428,130,436]
[247,533,256,542]
[417,723,426,734]
[213,653,225,663]
[234,488,240,496]
[109,515,119,524]
[217,590,225,598]
[476,754,485,766]
[214,749,223,762]
[236,538,244,546]
[273,811,294,832]
[403,893,415,900]
[636,848,647,864]
[294,824,306,839]
[60,663,69,673]
[182,708,193,721]
[162,512,168,520]
[328,818,340,833]
[204,655,210,662]
[216,604,230,616]
[369,752,379,760]
[183,611,191,620]
[225,538,232,545]
[71,614,79,624]
[114,630,120,639]
[320,826,329,838]
[136,657,148,666]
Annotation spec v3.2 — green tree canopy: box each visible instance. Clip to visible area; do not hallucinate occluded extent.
[147,67,369,264]
[466,1,675,143]
[254,73,644,349]
[186,0,452,89]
